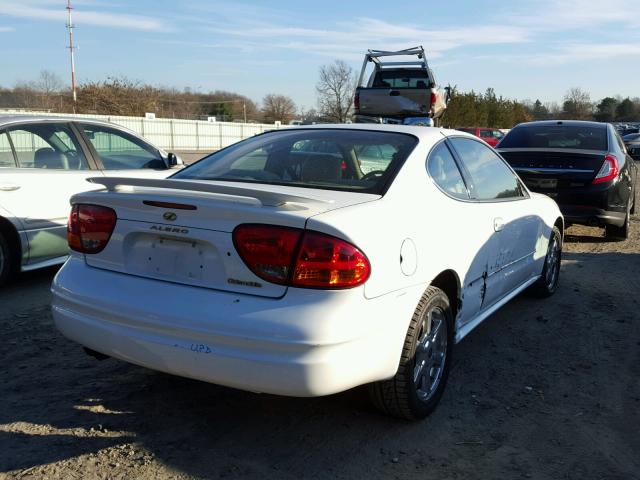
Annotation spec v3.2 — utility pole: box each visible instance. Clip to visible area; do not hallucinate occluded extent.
[66,0,77,112]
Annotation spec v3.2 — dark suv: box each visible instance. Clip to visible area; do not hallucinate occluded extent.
[497,120,637,240]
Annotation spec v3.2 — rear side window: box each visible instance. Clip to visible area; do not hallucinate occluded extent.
[7,124,89,170]
[0,132,16,167]
[174,129,418,194]
[81,124,163,170]
[427,142,468,200]
[372,70,431,89]
[499,125,608,150]
[450,137,524,201]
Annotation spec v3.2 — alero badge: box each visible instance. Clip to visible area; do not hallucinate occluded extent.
[163,212,177,222]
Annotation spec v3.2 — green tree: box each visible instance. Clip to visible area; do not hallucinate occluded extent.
[594,97,618,122]
[531,99,549,120]
[615,98,637,122]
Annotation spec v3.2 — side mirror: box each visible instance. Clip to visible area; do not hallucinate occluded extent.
[167,152,184,167]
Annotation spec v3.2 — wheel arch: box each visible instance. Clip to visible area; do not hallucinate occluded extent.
[430,269,461,321]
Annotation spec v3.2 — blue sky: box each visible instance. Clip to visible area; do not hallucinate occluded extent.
[0,0,639,110]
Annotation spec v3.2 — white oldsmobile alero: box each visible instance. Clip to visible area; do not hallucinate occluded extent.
[51,124,563,420]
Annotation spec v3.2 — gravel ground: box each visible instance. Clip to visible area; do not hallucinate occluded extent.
[1,207,639,479]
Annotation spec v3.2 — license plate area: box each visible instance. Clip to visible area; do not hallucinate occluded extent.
[123,232,225,285]
[146,237,208,279]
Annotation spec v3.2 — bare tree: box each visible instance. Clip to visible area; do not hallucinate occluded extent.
[261,94,297,123]
[316,60,355,123]
[31,70,65,110]
[562,87,592,120]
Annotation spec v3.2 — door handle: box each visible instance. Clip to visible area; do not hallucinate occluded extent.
[389,90,400,96]
[0,184,21,192]
[493,217,505,232]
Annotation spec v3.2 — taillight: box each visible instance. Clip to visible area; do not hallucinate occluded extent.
[292,231,370,288]
[593,154,619,184]
[68,204,117,254]
[233,224,370,289]
[431,92,437,106]
[232,225,302,285]
[353,91,360,111]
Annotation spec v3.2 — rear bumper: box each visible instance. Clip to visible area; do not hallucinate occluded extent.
[560,205,626,227]
[528,185,628,227]
[51,257,420,397]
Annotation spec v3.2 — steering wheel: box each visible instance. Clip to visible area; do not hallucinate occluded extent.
[361,170,386,181]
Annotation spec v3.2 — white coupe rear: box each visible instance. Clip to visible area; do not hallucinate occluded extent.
[51,124,563,420]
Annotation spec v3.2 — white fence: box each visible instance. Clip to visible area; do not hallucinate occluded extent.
[0,111,287,152]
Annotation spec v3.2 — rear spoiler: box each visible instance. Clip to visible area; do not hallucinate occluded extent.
[86,177,333,208]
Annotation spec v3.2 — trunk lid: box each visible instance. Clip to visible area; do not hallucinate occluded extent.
[498,149,607,191]
[73,177,380,298]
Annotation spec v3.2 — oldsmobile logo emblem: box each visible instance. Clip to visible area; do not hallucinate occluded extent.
[163,212,177,222]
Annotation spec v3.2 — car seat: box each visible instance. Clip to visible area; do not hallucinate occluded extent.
[33,148,68,169]
[300,154,343,183]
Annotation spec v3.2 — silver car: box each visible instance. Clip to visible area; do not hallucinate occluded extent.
[0,115,183,285]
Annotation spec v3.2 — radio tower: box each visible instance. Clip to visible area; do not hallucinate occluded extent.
[66,0,77,111]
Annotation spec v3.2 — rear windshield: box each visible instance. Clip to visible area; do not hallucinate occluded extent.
[498,125,608,150]
[372,70,431,89]
[173,129,418,194]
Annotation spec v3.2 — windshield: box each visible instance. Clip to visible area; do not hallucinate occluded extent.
[173,129,418,194]
[498,125,608,150]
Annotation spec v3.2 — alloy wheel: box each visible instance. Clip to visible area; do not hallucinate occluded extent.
[413,307,448,402]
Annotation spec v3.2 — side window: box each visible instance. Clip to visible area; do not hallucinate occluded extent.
[427,142,469,200]
[229,147,269,171]
[449,137,524,201]
[81,124,163,170]
[0,132,16,168]
[7,124,89,170]
[355,143,395,175]
[479,130,492,138]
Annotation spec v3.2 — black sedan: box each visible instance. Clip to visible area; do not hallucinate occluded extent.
[497,120,637,240]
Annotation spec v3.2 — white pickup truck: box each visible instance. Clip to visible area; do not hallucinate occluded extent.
[353,46,449,126]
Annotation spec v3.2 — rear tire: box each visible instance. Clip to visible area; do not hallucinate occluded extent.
[368,286,453,420]
[0,231,16,287]
[530,226,562,297]
[605,210,630,241]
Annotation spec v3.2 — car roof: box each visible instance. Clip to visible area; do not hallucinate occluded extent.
[513,120,608,129]
[281,123,471,143]
[0,114,118,128]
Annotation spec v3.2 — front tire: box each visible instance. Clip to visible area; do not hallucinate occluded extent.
[368,286,453,420]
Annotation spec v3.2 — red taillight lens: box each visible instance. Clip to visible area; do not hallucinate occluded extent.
[593,154,619,184]
[431,92,437,106]
[292,231,370,288]
[233,224,370,289]
[68,204,117,254]
[233,225,303,285]
[354,91,360,110]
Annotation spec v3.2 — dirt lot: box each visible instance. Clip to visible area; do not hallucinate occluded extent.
[1,215,639,479]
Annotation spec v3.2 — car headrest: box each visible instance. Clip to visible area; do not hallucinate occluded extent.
[34,148,68,169]
[300,154,343,183]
